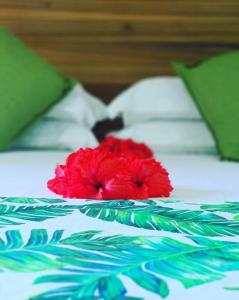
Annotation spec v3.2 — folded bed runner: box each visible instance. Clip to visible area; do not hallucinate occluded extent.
[0,197,238,300]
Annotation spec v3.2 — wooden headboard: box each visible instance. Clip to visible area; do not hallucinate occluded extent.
[1,0,239,102]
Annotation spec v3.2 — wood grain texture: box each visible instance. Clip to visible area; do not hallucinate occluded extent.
[0,0,239,100]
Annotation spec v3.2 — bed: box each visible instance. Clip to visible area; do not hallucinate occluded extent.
[0,150,238,300]
[0,1,239,299]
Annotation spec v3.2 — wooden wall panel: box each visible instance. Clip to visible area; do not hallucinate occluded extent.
[0,0,239,99]
[24,42,230,84]
[1,3,239,44]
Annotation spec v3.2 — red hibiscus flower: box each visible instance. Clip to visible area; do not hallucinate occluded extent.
[48,147,173,200]
[127,157,173,199]
[48,149,133,200]
[97,136,153,159]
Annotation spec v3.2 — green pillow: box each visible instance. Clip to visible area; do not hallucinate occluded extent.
[172,51,239,161]
[0,27,74,151]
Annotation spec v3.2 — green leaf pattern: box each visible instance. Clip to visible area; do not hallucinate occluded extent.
[0,197,238,299]
[78,200,239,236]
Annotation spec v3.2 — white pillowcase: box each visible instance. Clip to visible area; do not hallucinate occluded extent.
[14,120,98,150]
[45,83,107,128]
[107,76,218,155]
[112,121,217,155]
[13,84,107,150]
[108,77,201,126]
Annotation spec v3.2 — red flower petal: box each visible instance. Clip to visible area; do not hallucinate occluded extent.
[97,136,153,159]
[47,178,69,197]
[127,157,173,198]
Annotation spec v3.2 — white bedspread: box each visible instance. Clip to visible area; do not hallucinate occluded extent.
[0,151,238,203]
[0,151,239,300]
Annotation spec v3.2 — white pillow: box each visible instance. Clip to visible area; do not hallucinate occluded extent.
[45,83,107,128]
[14,119,98,150]
[108,77,201,126]
[13,83,107,150]
[111,121,217,155]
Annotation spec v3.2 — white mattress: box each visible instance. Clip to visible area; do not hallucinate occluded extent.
[0,151,238,202]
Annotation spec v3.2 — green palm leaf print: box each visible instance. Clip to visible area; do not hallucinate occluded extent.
[78,200,239,236]
[0,197,66,204]
[0,229,238,299]
[0,229,64,271]
[224,287,239,291]
[1,199,239,236]
[0,204,77,227]
[0,229,137,273]
[201,202,239,214]
[201,202,239,220]
[31,231,239,299]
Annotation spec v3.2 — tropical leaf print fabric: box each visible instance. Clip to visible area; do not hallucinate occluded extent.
[0,197,238,300]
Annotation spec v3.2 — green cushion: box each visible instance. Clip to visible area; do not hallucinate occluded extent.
[0,27,74,151]
[172,51,239,161]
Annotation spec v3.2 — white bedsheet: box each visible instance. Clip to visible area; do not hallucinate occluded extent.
[0,151,238,202]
